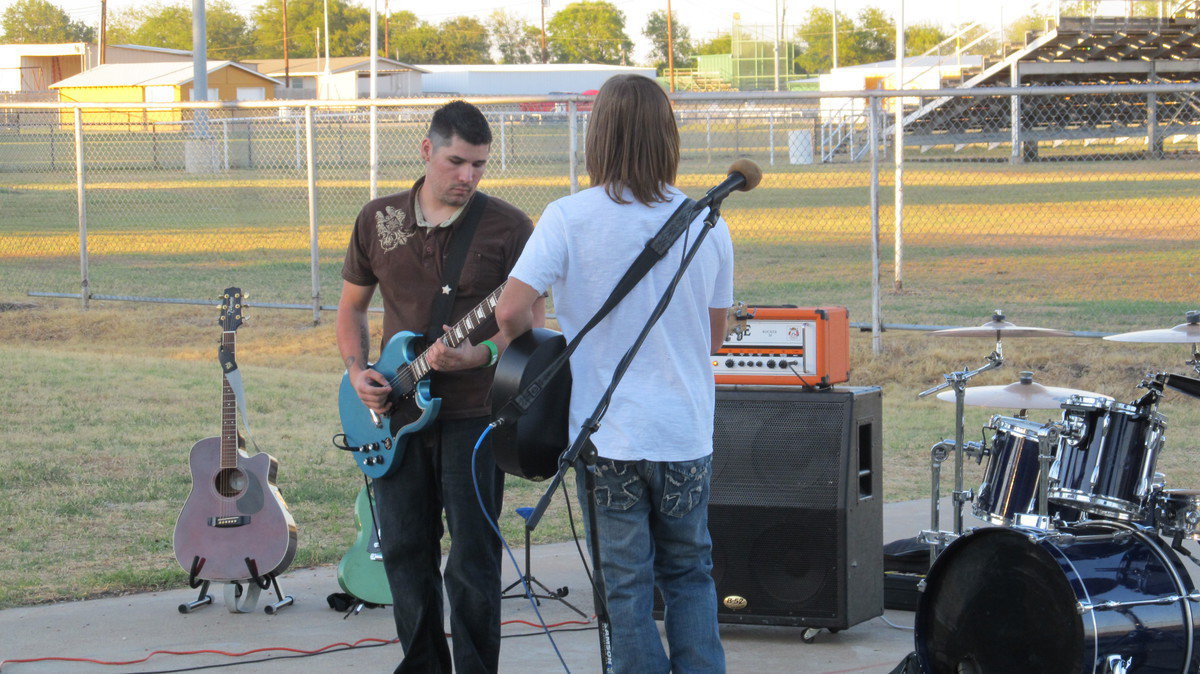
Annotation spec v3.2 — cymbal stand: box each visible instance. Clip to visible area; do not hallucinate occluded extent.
[916,343,1004,560]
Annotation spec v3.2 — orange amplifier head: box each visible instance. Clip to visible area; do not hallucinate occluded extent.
[714,306,850,387]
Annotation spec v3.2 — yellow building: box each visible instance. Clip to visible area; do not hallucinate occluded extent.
[50,60,280,129]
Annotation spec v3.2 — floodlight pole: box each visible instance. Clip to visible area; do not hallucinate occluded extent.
[192,0,208,138]
[894,0,905,292]
[666,0,675,92]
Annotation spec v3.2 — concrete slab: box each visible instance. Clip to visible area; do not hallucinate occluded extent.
[1,499,973,673]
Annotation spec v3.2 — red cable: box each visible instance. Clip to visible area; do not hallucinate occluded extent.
[501,617,595,628]
[0,637,397,669]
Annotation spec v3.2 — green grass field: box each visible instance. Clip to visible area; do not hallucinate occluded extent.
[2,121,1200,608]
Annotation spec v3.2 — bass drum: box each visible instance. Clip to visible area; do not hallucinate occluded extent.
[916,522,1199,674]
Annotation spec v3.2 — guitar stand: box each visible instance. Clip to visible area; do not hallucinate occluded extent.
[177,555,293,614]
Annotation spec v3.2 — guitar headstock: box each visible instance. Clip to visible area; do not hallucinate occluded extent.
[725,301,753,342]
[218,287,246,333]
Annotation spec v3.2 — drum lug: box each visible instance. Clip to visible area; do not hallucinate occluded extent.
[1105,654,1132,674]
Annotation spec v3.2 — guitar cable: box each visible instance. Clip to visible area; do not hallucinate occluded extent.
[472,423,573,673]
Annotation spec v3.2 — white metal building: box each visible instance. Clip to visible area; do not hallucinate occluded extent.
[0,43,90,92]
[418,64,657,96]
[243,57,425,99]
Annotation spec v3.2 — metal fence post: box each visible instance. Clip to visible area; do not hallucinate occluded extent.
[706,113,712,164]
[49,121,56,171]
[73,108,89,310]
[769,113,775,166]
[222,118,229,170]
[369,105,379,200]
[501,114,507,172]
[1010,65,1022,164]
[568,100,578,194]
[305,105,321,325]
[294,118,302,171]
[868,96,882,355]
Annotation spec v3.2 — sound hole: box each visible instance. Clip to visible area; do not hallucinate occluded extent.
[214,467,248,497]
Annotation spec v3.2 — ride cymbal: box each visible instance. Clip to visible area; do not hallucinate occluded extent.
[929,311,1073,339]
[1104,313,1200,344]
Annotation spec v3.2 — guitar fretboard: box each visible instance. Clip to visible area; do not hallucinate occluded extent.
[220,331,238,470]
[408,281,507,381]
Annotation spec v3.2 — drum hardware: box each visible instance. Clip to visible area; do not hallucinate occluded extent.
[918,346,1004,543]
[1105,655,1131,674]
[1078,591,1200,612]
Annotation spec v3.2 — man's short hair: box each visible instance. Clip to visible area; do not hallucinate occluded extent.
[428,100,492,148]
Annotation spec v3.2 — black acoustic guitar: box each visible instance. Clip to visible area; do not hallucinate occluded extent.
[490,306,750,481]
[490,328,572,481]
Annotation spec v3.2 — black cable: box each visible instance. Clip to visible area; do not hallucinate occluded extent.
[131,639,397,673]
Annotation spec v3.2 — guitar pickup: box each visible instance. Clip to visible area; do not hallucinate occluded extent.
[208,515,250,528]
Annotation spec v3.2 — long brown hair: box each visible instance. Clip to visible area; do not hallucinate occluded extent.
[585,74,679,206]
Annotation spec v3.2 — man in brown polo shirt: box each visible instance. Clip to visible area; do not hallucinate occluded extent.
[337,100,543,673]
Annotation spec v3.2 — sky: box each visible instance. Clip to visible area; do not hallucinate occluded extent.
[7,0,1042,63]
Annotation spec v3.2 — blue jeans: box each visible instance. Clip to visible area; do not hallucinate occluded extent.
[579,455,725,674]
[374,417,505,674]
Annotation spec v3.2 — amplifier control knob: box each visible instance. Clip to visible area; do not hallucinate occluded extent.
[767,360,776,369]
[725,359,734,368]
[738,360,746,366]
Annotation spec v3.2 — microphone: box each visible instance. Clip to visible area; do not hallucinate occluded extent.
[700,159,762,208]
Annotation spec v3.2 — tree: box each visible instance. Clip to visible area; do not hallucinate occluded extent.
[1,0,94,43]
[643,10,694,73]
[546,1,632,65]
[792,7,854,75]
[433,17,489,64]
[487,9,541,64]
[694,32,731,56]
[906,22,949,56]
[249,0,370,59]
[851,6,894,64]
[107,1,253,60]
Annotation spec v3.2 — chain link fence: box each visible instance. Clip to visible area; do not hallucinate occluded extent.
[1,86,1197,334]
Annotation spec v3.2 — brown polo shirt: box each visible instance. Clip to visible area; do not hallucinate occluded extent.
[342,178,534,420]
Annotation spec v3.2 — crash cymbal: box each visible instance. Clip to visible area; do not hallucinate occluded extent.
[1104,312,1200,344]
[936,376,1108,410]
[929,311,1074,338]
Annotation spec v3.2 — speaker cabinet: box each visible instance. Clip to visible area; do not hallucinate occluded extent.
[668,385,884,629]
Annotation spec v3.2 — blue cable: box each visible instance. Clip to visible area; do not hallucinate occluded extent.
[471,423,572,673]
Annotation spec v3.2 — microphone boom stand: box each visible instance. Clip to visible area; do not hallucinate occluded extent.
[520,200,723,673]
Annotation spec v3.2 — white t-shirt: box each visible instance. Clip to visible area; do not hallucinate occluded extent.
[509,185,735,462]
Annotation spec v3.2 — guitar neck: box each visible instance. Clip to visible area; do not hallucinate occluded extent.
[409,282,507,380]
[220,331,238,469]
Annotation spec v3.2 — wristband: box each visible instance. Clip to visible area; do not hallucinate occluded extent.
[479,340,499,368]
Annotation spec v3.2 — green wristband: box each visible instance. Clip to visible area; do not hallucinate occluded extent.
[479,340,499,368]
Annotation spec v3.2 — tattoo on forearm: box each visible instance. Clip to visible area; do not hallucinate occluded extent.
[345,326,370,369]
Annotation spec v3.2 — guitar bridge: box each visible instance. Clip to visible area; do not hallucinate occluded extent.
[208,515,251,528]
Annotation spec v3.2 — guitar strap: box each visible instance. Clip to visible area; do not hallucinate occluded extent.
[219,344,259,452]
[498,197,704,422]
[424,192,490,346]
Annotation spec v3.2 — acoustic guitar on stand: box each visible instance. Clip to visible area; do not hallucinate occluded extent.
[173,288,298,583]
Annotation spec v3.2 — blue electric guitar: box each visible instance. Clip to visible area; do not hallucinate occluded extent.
[338,282,507,478]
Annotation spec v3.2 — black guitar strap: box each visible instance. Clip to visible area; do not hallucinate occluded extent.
[424,192,490,345]
[497,197,704,422]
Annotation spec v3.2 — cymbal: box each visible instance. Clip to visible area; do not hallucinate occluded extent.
[1104,321,1200,344]
[936,380,1108,409]
[930,319,1074,338]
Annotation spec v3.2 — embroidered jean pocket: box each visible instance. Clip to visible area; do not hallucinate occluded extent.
[660,456,711,518]
[592,460,642,511]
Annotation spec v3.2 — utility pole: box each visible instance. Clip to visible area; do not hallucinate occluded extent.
[282,0,290,88]
[666,0,675,92]
[99,0,107,64]
[540,0,548,64]
[384,0,389,57]
[773,0,780,91]
[832,0,838,70]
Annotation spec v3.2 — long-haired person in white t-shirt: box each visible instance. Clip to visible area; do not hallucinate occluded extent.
[497,74,734,673]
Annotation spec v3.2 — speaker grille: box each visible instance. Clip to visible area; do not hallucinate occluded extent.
[711,395,849,508]
[710,505,841,619]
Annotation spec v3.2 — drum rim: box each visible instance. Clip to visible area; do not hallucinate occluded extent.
[990,414,1058,438]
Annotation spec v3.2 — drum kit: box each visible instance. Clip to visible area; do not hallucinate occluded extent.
[912,310,1200,674]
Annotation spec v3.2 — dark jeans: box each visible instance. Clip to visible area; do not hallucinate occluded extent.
[373,416,505,674]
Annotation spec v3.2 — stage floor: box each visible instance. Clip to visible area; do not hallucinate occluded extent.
[2,499,961,673]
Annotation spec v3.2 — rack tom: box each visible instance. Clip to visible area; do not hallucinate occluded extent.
[974,416,1060,526]
[1049,395,1165,521]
